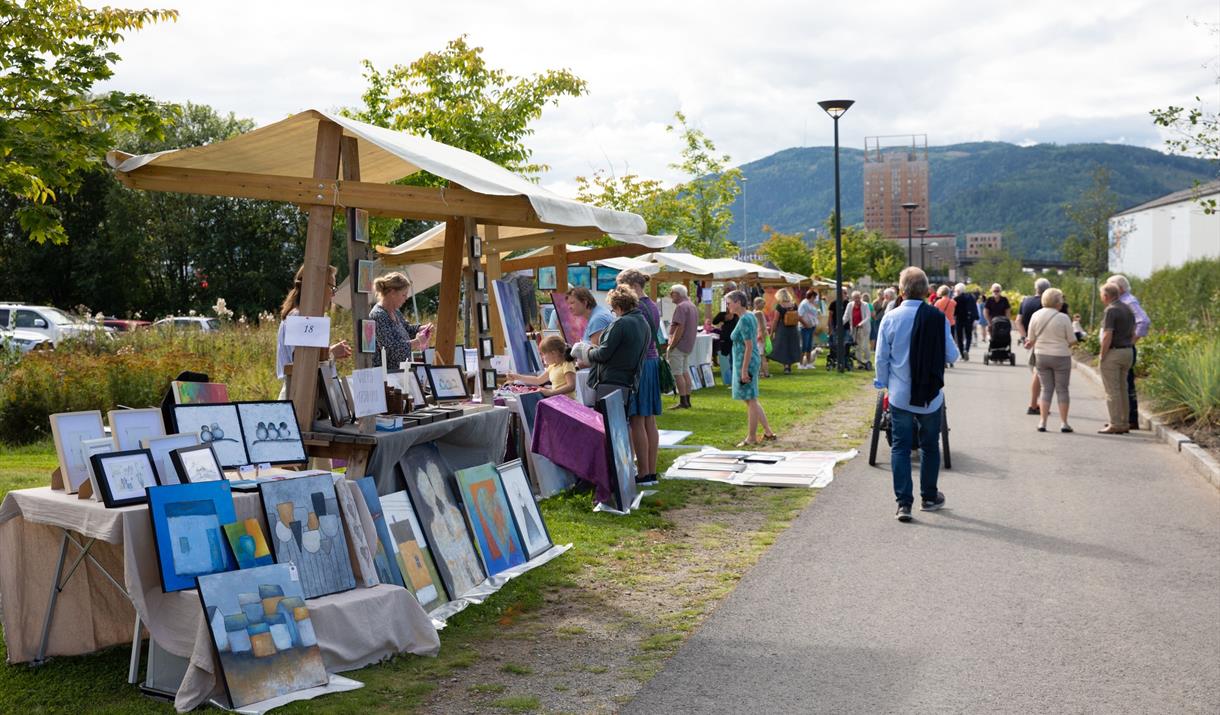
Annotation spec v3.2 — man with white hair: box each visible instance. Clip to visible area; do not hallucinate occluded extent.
[1017,278,1053,414]
[667,284,699,409]
[1107,274,1151,429]
[952,282,979,360]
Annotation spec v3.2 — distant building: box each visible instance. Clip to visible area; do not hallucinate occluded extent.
[1109,180,1220,277]
[965,232,1002,258]
[880,232,957,277]
[863,135,929,240]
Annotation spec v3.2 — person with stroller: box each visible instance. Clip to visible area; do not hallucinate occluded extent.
[983,283,1010,324]
[952,283,979,360]
[1025,288,1077,433]
[875,267,959,522]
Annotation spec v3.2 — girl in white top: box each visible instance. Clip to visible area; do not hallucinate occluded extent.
[1025,288,1078,433]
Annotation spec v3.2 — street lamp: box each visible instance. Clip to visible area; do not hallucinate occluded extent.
[927,242,939,277]
[817,98,854,373]
[740,176,749,258]
[902,202,919,266]
[916,226,928,270]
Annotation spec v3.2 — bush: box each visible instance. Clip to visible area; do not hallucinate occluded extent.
[1130,258,1220,334]
[1145,337,1220,428]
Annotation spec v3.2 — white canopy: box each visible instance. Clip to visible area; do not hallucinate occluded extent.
[635,252,753,279]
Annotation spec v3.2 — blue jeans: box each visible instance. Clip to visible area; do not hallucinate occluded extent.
[891,405,942,506]
[799,327,815,353]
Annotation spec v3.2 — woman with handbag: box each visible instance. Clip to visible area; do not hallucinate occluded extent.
[1025,288,1077,433]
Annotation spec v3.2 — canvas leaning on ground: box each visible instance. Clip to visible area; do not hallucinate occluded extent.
[399,444,486,599]
[496,459,552,560]
[380,490,447,611]
[455,463,527,576]
[597,390,638,511]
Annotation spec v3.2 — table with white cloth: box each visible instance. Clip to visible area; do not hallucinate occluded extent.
[0,486,440,711]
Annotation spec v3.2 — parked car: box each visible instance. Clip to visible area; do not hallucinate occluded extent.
[103,318,151,332]
[0,303,109,346]
[153,316,221,332]
[0,326,53,354]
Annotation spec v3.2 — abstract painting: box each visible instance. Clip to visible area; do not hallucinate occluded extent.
[701,363,715,390]
[356,259,375,294]
[224,518,275,569]
[536,266,557,291]
[197,563,328,708]
[595,266,620,292]
[549,291,587,345]
[496,460,552,559]
[259,473,356,599]
[50,410,106,493]
[90,449,158,508]
[493,279,540,374]
[399,443,486,598]
[517,391,544,436]
[332,478,377,588]
[108,408,165,451]
[147,480,238,592]
[455,463,526,576]
[381,490,446,610]
[355,477,405,588]
[568,265,591,289]
[172,403,248,468]
[360,319,376,354]
[143,432,200,485]
[170,443,225,483]
[352,208,369,243]
[236,401,307,466]
[597,389,638,512]
[171,381,230,405]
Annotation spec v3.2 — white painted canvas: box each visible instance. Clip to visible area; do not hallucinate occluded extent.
[142,433,200,485]
[236,401,307,465]
[172,403,248,468]
[50,411,106,493]
[108,408,165,451]
[496,461,551,559]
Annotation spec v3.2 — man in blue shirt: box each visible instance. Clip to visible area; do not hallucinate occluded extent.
[874,267,960,522]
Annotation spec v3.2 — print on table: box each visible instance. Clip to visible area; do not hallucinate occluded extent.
[108,408,165,451]
[399,443,486,598]
[259,473,356,599]
[597,389,638,511]
[147,480,238,592]
[143,433,200,485]
[223,518,275,569]
[496,459,552,559]
[91,449,159,507]
[236,401,307,465]
[381,490,446,610]
[197,563,327,708]
[355,477,405,588]
[172,403,248,468]
[50,410,106,493]
[455,463,526,576]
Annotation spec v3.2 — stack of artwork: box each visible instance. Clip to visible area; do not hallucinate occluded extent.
[455,463,527,576]
[687,363,715,391]
[399,443,486,599]
[664,449,857,488]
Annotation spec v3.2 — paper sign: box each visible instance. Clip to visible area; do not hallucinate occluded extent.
[283,315,331,348]
[348,367,388,418]
[238,465,256,478]
[700,288,713,304]
[490,355,510,374]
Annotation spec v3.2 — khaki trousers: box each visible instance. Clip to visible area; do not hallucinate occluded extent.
[851,323,870,364]
[1100,347,1134,427]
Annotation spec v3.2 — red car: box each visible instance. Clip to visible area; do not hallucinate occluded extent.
[102,318,151,333]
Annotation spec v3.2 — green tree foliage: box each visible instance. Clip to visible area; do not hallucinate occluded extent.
[1062,166,1122,322]
[0,0,177,244]
[347,35,586,181]
[809,216,903,283]
[666,112,742,257]
[968,248,1029,293]
[574,168,682,246]
[757,225,812,275]
[1149,20,1218,214]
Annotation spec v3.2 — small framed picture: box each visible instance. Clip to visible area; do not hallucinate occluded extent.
[478,303,490,332]
[89,449,158,508]
[81,437,117,501]
[479,337,495,359]
[356,260,375,294]
[170,443,226,484]
[475,270,486,292]
[536,266,557,291]
[360,319,377,354]
[426,365,471,402]
[352,208,369,244]
[50,410,106,493]
[469,234,482,258]
[108,408,166,451]
[481,368,498,391]
[142,432,201,486]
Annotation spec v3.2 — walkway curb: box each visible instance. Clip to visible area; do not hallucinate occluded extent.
[1074,355,1220,491]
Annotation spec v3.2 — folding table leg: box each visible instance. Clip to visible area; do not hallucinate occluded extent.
[33,531,71,665]
[128,615,142,684]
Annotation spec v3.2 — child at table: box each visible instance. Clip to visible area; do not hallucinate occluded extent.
[505,335,577,399]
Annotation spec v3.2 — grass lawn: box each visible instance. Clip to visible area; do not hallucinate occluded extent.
[0,361,871,713]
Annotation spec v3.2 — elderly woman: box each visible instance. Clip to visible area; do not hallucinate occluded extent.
[797,288,821,369]
[1098,282,1136,434]
[769,288,802,374]
[276,264,351,397]
[1025,288,1077,432]
[585,286,651,405]
[369,272,432,368]
[727,290,776,446]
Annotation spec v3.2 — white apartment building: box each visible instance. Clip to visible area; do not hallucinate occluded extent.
[1109,180,1220,277]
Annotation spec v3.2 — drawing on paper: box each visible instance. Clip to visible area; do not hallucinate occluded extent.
[171,443,225,483]
[50,410,106,493]
[259,474,356,599]
[91,449,158,507]
[108,408,165,451]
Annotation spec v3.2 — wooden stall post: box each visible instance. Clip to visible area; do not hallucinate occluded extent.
[484,225,507,353]
[289,120,343,430]
[554,244,569,292]
[342,137,372,371]
[434,217,465,366]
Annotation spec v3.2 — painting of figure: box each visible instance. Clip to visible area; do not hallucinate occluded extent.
[455,463,526,576]
[496,460,552,559]
[259,474,356,599]
[597,390,638,512]
[381,490,446,611]
[399,443,486,598]
[148,481,238,592]
[550,291,587,345]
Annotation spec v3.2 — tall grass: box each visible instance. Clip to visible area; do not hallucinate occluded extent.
[1145,338,1220,428]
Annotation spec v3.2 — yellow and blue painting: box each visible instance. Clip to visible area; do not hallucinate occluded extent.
[223,518,275,569]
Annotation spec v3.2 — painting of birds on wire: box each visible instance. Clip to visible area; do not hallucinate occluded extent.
[236,401,308,465]
[172,403,249,468]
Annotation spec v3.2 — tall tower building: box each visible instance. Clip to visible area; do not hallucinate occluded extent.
[863,135,929,241]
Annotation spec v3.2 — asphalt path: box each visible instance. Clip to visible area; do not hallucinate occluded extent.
[626,347,1220,714]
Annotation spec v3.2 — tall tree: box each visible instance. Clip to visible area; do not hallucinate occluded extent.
[666,112,742,257]
[809,216,902,283]
[1062,166,1122,322]
[574,166,682,245]
[757,225,812,275]
[0,0,177,244]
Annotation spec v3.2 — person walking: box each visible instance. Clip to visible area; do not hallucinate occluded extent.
[769,288,802,374]
[1025,288,1077,433]
[1017,278,1052,415]
[666,285,700,409]
[616,270,662,486]
[844,291,872,368]
[797,288,821,369]
[934,286,957,330]
[983,283,1010,324]
[875,267,959,522]
[1107,274,1151,430]
[726,290,776,446]
[952,283,978,360]
[1097,282,1136,435]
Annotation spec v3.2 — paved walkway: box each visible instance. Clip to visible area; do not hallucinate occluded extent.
[626,350,1220,714]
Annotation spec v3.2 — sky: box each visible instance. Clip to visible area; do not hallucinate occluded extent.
[96,0,1220,197]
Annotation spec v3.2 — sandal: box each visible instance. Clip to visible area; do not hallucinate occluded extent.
[1060,425,1074,433]
[762,433,778,441]
[1036,426,1047,432]
[736,439,760,448]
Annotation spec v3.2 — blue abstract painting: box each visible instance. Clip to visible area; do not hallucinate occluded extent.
[455,463,526,577]
[595,266,620,292]
[493,279,540,374]
[355,477,405,588]
[148,481,237,592]
[568,265,591,289]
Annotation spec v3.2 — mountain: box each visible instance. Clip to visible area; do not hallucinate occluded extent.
[729,142,1217,260]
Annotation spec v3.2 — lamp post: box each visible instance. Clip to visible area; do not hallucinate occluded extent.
[817,98,854,373]
[741,176,749,259]
[902,202,918,266]
[926,242,939,279]
[916,226,928,270]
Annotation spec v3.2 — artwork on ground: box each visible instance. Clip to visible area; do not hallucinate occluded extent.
[597,390,638,512]
[493,279,540,374]
[91,449,159,507]
[355,477,405,588]
[380,490,446,610]
[357,260,375,294]
[455,463,527,576]
[568,265,592,289]
[517,391,544,437]
[360,319,376,354]
[496,460,552,559]
[701,363,715,390]
[536,266,557,291]
[595,265,620,292]
[549,291,587,345]
[399,443,486,598]
[259,473,356,599]
[172,403,248,468]
[108,408,165,451]
[171,381,230,405]
[224,518,275,569]
[197,563,328,708]
[50,410,106,493]
[147,481,238,592]
[143,433,200,485]
[236,401,307,465]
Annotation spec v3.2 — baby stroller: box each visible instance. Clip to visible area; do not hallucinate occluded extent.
[825,328,870,371]
[983,317,1017,366]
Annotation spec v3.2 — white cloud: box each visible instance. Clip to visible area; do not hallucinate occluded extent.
[95,0,1220,193]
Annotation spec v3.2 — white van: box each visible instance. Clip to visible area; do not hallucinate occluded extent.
[0,304,109,346]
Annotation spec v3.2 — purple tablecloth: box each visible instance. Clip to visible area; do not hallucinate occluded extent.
[530,396,611,504]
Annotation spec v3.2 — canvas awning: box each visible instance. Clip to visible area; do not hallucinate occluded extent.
[635,252,752,279]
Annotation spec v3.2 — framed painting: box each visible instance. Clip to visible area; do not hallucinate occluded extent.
[475,270,486,292]
[223,518,274,569]
[259,473,356,599]
[50,410,106,493]
[701,363,715,390]
[147,480,238,592]
[170,443,225,483]
[595,266,620,292]
[354,477,405,588]
[235,401,307,466]
[143,433,200,486]
[360,319,377,354]
[380,490,447,611]
[356,260,375,294]
[536,266,557,291]
[493,278,541,374]
[596,390,638,512]
[172,403,248,468]
[469,234,482,258]
[689,365,703,390]
[541,303,556,331]
[481,368,498,391]
[568,265,592,289]
[108,408,165,451]
[496,459,552,560]
[196,563,328,708]
[549,291,587,344]
[80,437,117,500]
[426,365,470,402]
[352,208,369,243]
[90,449,158,508]
[477,303,490,333]
[479,337,494,360]
[399,443,486,599]
[171,381,229,405]
[455,463,527,576]
[319,361,352,428]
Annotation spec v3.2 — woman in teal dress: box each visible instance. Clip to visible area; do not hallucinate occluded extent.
[727,290,776,447]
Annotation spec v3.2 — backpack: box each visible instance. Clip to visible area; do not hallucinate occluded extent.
[783,307,800,327]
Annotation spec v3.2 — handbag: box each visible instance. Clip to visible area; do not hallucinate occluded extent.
[1028,316,1047,368]
[659,357,676,394]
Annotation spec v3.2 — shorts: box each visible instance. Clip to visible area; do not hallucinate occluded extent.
[667,347,692,375]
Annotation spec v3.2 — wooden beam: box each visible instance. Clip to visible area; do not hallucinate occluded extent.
[554,244,568,292]
[434,218,465,367]
[342,137,371,371]
[289,120,343,431]
[483,225,507,353]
